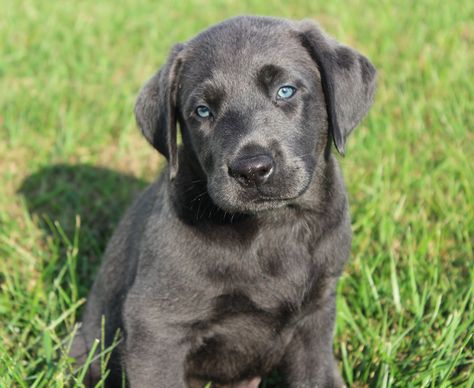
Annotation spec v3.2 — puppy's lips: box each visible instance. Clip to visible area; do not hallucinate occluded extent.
[255,192,301,202]
[233,184,305,203]
[253,176,312,202]
[207,186,295,213]
[231,185,310,211]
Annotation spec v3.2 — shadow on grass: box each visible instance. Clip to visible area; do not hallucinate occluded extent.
[19,163,149,294]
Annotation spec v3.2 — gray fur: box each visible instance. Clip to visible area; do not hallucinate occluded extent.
[71,16,376,388]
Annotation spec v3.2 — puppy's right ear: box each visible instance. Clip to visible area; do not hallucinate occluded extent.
[135,44,185,180]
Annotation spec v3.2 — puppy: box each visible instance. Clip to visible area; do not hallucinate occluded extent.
[71,16,376,388]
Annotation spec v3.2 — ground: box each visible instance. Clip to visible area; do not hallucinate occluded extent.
[0,0,473,387]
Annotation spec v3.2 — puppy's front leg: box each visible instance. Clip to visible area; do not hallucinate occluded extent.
[280,302,343,388]
[125,331,189,388]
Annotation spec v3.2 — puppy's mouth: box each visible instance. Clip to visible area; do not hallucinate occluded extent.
[204,151,316,214]
[207,176,312,214]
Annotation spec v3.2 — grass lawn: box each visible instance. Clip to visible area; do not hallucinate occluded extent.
[1,0,473,386]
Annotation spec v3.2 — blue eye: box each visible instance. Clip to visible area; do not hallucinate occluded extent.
[277,85,296,100]
[196,105,211,118]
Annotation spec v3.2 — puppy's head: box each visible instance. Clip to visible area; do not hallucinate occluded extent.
[135,16,376,213]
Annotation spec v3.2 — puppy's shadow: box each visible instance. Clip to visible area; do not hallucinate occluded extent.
[19,164,149,294]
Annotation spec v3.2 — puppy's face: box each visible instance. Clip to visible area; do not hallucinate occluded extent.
[178,21,327,213]
[135,17,376,214]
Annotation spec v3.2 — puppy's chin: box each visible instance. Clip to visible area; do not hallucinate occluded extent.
[207,177,311,214]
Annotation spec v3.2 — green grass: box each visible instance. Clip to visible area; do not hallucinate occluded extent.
[1,0,473,386]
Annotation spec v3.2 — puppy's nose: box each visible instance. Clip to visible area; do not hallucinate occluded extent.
[228,154,274,186]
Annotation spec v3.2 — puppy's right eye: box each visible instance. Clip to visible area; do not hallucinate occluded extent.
[195,105,212,118]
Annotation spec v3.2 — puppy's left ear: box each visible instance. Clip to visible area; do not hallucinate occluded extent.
[135,44,185,179]
[296,21,377,155]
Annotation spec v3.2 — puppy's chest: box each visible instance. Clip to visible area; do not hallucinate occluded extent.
[201,222,321,304]
[185,245,318,381]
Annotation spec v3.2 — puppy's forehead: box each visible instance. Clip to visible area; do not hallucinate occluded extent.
[181,16,314,83]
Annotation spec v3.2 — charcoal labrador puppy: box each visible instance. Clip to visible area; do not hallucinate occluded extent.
[71,15,376,388]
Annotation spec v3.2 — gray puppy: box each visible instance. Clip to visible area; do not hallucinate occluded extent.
[71,16,376,388]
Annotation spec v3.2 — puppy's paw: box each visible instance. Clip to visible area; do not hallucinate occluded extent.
[69,325,101,387]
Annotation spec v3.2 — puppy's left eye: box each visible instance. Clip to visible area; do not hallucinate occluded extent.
[277,85,296,100]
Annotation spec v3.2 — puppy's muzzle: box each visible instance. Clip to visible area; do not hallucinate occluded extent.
[228,154,274,187]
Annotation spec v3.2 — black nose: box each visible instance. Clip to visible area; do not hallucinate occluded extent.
[228,154,274,186]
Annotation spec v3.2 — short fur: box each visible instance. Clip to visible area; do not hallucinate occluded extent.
[71,16,376,388]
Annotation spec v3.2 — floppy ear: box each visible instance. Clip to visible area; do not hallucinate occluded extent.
[297,21,376,155]
[135,44,185,179]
